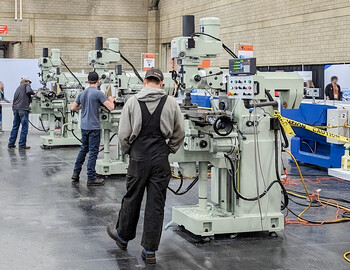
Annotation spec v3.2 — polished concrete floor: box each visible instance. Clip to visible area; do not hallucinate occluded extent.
[1,131,350,270]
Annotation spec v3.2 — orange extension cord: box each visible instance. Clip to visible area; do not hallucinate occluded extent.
[282,150,350,226]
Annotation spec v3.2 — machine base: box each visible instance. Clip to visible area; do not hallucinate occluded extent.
[40,135,81,148]
[172,205,284,237]
[95,159,128,175]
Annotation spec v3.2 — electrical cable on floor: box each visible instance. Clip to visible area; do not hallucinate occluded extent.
[286,189,350,206]
[284,150,350,224]
[289,196,322,208]
[344,251,350,263]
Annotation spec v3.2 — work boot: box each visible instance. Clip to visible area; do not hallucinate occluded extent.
[141,249,156,264]
[7,145,16,149]
[71,174,80,183]
[87,178,105,186]
[106,225,128,250]
[19,146,31,150]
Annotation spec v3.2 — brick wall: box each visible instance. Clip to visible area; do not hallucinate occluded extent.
[158,0,350,67]
[0,0,149,70]
[1,0,349,70]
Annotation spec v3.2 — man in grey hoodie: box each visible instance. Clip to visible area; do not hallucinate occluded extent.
[107,68,185,264]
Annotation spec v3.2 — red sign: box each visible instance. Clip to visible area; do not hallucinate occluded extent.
[0,25,8,34]
[239,44,253,51]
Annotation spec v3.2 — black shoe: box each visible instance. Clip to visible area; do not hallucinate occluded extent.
[141,250,156,264]
[71,174,80,183]
[106,225,128,250]
[19,146,31,150]
[8,145,16,149]
[87,178,105,186]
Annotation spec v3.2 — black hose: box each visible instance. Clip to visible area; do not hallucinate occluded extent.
[191,32,238,58]
[39,117,49,133]
[167,174,199,195]
[99,133,117,152]
[274,131,289,209]
[70,129,82,143]
[103,48,143,83]
[289,197,322,208]
[60,57,84,89]
[264,89,289,148]
[225,154,287,206]
[29,119,47,132]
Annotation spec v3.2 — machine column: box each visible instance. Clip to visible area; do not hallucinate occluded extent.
[49,113,55,137]
[198,162,208,212]
[103,129,110,162]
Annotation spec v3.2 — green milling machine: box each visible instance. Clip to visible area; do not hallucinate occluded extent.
[164,15,303,236]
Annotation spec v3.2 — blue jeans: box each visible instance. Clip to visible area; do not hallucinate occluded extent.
[8,109,29,148]
[73,129,101,181]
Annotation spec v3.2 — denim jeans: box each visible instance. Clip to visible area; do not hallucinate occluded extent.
[8,109,29,148]
[73,129,101,181]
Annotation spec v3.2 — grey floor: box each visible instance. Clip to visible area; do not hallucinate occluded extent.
[1,131,350,270]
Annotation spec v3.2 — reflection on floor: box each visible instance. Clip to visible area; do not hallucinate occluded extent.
[0,132,349,269]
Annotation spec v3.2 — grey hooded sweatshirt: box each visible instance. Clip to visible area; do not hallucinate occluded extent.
[118,87,185,154]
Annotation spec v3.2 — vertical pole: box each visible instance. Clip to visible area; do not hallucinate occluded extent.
[198,161,208,212]
[19,0,22,21]
[15,0,18,21]
[104,129,110,162]
[49,114,55,137]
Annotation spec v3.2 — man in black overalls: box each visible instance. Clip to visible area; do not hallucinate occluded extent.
[107,68,185,264]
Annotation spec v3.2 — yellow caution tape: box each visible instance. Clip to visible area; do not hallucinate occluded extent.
[309,125,350,129]
[274,110,295,136]
[274,110,350,143]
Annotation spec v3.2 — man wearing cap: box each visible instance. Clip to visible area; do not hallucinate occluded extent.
[70,71,115,186]
[8,77,36,150]
[107,68,185,264]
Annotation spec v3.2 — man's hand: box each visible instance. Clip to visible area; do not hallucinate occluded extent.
[103,96,115,111]
[71,101,81,111]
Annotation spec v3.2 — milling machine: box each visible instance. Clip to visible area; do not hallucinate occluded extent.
[167,15,303,236]
[31,48,87,148]
[88,37,176,175]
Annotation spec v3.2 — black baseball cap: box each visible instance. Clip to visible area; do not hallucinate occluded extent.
[88,71,99,82]
[145,68,164,81]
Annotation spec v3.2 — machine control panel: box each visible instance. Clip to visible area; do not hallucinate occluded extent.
[229,58,256,75]
[227,75,254,99]
[305,88,320,98]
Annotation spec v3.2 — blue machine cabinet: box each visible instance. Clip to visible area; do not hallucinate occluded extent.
[281,103,345,168]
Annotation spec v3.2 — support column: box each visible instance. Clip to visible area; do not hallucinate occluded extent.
[198,162,208,212]
[103,129,110,162]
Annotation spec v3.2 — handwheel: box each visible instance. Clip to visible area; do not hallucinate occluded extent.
[213,116,233,136]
